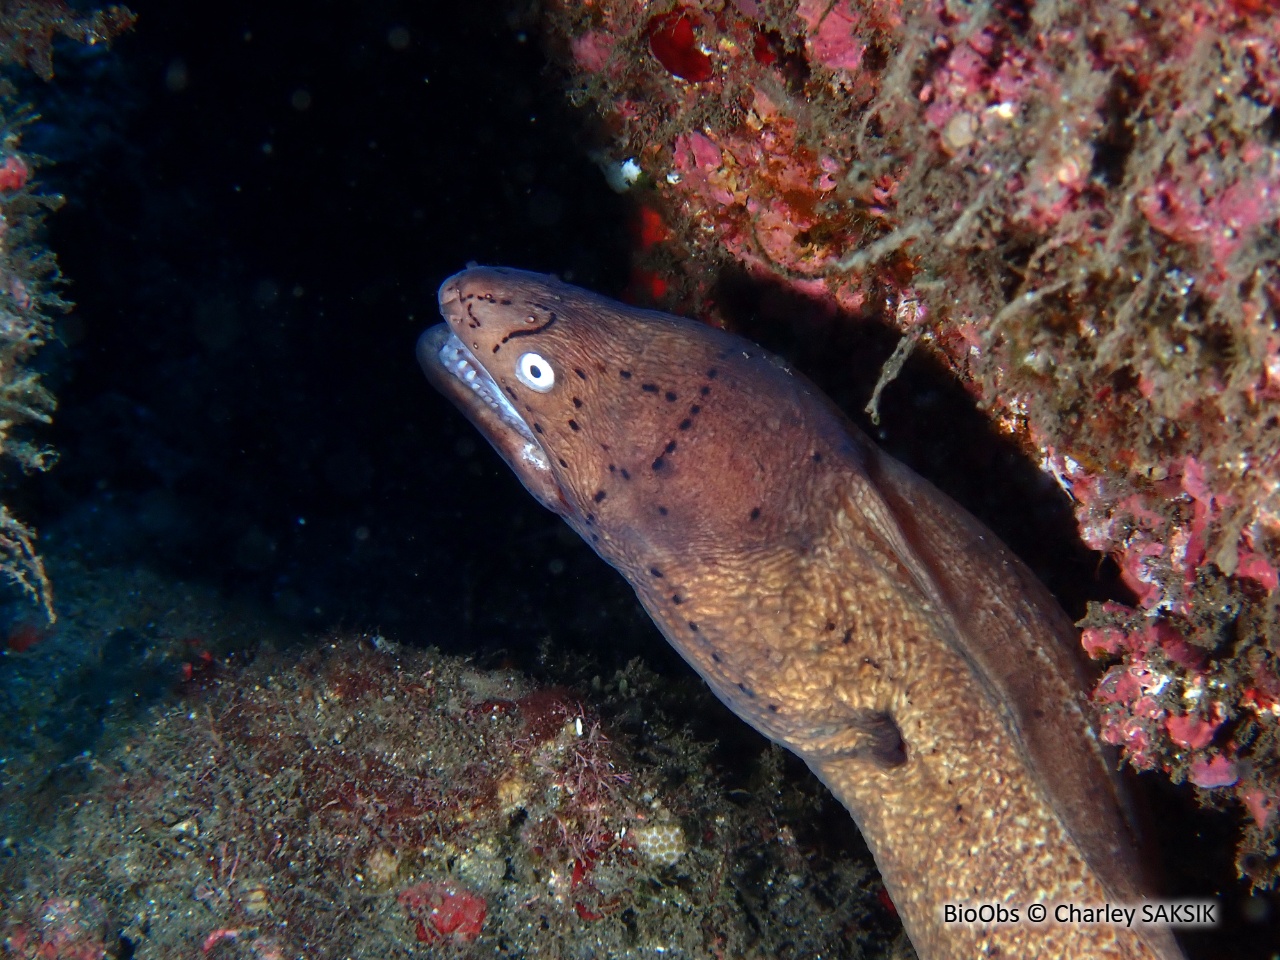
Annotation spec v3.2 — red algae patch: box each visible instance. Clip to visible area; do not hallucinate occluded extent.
[647,9,714,82]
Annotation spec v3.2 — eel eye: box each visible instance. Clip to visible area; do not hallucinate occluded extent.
[516,351,556,392]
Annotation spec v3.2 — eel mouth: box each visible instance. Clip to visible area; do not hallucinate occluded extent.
[426,327,537,446]
[417,325,557,502]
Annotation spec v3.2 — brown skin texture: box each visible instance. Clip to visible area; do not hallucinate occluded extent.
[419,266,1187,960]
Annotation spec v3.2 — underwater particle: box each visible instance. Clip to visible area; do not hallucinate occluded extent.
[495,772,530,813]
[646,9,713,82]
[600,155,642,193]
[632,821,686,866]
[363,848,400,887]
[240,883,270,916]
[942,112,976,152]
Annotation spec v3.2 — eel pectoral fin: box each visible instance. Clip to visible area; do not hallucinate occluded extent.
[796,708,910,770]
[850,445,1162,906]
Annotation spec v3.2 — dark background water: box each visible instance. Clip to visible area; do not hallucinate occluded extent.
[27,0,652,660]
[4,3,1267,955]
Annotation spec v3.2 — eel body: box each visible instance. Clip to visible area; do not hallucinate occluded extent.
[418,266,1186,960]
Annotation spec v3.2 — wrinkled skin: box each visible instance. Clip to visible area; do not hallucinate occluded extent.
[419,266,1186,960]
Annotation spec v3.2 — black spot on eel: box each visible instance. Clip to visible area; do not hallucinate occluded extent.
[418,265,1187,960]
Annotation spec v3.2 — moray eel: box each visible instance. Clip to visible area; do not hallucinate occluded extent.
[419,266,1187,960]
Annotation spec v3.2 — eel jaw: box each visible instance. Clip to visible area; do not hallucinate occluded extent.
[417,325,566,514]
[429,327,538,447]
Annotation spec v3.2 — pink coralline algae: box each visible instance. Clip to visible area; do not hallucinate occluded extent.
[797,0,868,73]
[1191,754,1241,789]
[536,0,1280,887]
[1167,711,1223,751]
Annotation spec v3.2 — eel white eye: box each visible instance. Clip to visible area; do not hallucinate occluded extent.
[516,351,556,392]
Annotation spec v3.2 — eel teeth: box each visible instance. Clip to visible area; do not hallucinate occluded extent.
[437,334,536,445]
